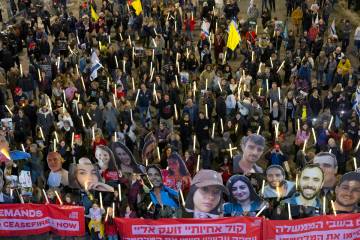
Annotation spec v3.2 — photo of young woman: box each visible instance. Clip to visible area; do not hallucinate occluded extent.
[95,145,122,186]
[223,175,268,217]
[185,169,228,218]
[110,141,145,174]
[68,157,114,192]
[162,152,191,191]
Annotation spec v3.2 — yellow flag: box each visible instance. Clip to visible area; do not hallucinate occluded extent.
[91,6,99,21]
[131,0,143,16]
[226,21,241,51]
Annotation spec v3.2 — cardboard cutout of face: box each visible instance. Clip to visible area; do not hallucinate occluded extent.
[95,145,116,171]
[163,152,191,190]
[185,170,227,218]
[142,133,157,164]
[47,152,69,187]
[334,172,360,213]
[111,141,145,174]
[146,165,163,188]
[313,152,337,188]
[233,135,265,174]
[68,157,114,192]
[299,166,324,200]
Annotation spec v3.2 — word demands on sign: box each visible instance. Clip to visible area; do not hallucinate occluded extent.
[0,204,85,237]
[115,217,263,240]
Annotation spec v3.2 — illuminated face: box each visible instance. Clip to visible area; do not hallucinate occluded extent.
[193,186,222,213]
[76,163,99,189]
[147,167,162,188]
[242,140,264,164]
[299,167,323,200]
[313,155,337,186]
[266,168,285,189]
[115,147,132,166]
[335,180,360,208]
[47,153,63,172]
[95,147,111,170]
[231,180,250,202]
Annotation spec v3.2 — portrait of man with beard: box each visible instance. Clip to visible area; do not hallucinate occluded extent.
[333,172,360,214]
[263,165,295,200]
[274,165,324,219]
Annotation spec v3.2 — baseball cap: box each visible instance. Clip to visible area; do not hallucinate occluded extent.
[191,169,229,195]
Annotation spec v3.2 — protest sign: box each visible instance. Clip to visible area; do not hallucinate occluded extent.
[0,204,85,237]
[264,213,360,240]
[115,217,263,239]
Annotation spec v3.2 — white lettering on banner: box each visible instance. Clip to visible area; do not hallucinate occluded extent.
[132,223,247,236]
[325,220,354,228]
[123,237,256,240]
[275,222,323,234]
[0,209,43,217]
[274,228,360,240]
[0,218,79,231]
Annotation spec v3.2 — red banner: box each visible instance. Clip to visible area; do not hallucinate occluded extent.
[264,213,360,240]
[0,204,85,237]
[115,217,263,239]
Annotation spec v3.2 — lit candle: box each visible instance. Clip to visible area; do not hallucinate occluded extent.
[174,104,178,120]
[212,123,215,139]
[19,64,23,77]
[179,189,185,207]
[134,89,140,106]
[312,128,317,144]
[287,203,292,220]
[257,126,261,135]
[5,105,13,116]
[115,56,119,68]
[118,184,122,202]
[196,155,200,172]
[42,189,49,204]
[55,191,63,205]
[100,192,103,209]
[328,116,333,130]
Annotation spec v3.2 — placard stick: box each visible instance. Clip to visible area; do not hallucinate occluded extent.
[20,64,23,77]
[220,118,224,133]
[205,104,208,118]
[297,119,300,131]
[255,205,267,217]
[257,126,261,135]
[354,139,360,152]
[179,189,185,207]
[331,200,337,216]
[323,195,326,215]
[287,203,292,220]
[193,135,196,151]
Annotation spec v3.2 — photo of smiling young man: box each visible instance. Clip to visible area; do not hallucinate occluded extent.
[233,134,266,174]
[334,172,360,214]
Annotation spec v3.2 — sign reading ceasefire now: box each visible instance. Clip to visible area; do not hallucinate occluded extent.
[0,204,85,237]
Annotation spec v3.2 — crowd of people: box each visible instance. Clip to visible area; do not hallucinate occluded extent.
[0,0,359,239]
